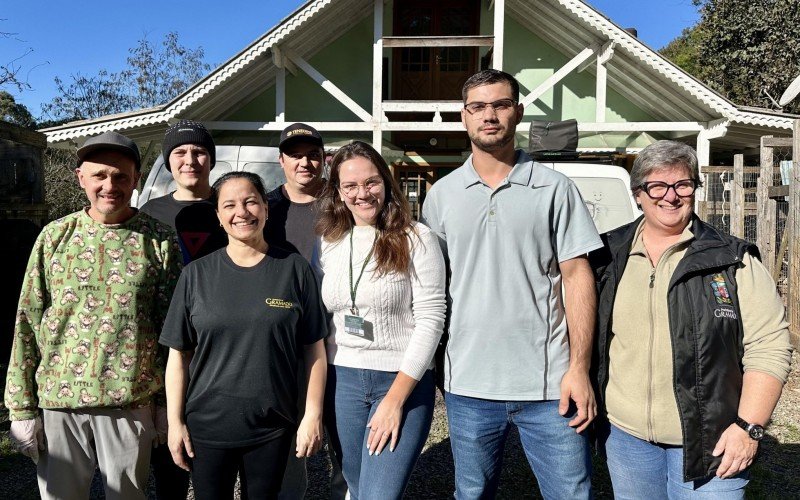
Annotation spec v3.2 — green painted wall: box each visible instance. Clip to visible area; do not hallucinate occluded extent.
[226,3,661,150]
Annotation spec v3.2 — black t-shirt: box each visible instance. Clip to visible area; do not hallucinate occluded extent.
[140,193,228,264]
[159,247,327,448]
[265,186,318,262]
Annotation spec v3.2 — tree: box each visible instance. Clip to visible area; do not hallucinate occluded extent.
[659,26,704,81]
[0,90,35,128]
[41,32,212,122]
[1,20,33,92]
[661,0,800,114]
[39,32,212,221]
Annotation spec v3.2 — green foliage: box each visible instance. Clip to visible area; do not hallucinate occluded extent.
[659,26,704,80]
[0,90,35,127]
[692,0,800,113]
[41,32,212,122]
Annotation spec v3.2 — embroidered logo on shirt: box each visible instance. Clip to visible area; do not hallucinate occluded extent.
[265,298,293,309]
[710,274,732,305]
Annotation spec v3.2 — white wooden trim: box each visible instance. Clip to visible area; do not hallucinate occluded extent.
[275,66,286,123]
[204,121,375,131]
[595,59,607,122]
[372,0,384,150]
[271,46,297,76]
[285,51,373,122]
[520,44,598,107]
[381,36,494,47]
[202,120,706,133]
[382,101,463,112]
[703,118,729,139]
[577,121,703,132]
[492,0,505,70]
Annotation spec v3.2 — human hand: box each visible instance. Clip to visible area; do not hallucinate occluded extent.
[559,367,596,433]
[168,422,194,471]
[295,412,323,458]
[10,418,45,464]
[366,397,402,455]
[712,424,758,478]
[153,406,168,448]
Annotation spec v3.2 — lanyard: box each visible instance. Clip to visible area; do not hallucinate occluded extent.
[348,228,376,316]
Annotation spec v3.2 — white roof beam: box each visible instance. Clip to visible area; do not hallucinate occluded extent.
[372,0,384,149]
[492,0,505,70]
[285,50,373,122]
[519,44,599,107]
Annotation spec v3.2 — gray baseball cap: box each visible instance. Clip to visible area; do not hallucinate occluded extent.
[77,131,142,171]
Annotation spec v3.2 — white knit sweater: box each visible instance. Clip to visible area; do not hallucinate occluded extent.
[320,222,446,380]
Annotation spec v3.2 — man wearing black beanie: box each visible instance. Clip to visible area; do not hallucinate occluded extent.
[141,119,227,265]
[141,120,227,500]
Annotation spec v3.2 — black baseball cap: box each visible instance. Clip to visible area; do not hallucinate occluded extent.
[279,123,324,152]
[77,131,142,171]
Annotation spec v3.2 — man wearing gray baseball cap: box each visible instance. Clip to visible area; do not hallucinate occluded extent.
[4,130,182,499]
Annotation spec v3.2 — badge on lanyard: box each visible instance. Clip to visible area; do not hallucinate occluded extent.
[344,314,367,337]
[346,229,376,339]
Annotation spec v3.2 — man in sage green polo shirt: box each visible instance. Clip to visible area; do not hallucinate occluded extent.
[421,70,603,499]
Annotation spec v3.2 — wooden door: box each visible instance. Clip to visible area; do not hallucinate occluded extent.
[393,0,481,101]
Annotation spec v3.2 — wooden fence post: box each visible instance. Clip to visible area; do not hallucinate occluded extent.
[790,120,800,347]
[731,154,745,238]
[757,136,776,276]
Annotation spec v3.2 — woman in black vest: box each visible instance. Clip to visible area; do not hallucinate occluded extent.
[592,140,792,498]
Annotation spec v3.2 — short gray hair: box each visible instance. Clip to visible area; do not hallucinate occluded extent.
[630,140,700,191]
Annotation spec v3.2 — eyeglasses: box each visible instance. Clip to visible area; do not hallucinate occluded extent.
[463,99,517,115]
[283,151,323,162]
[339,177,383,197]
[639,179,700,199]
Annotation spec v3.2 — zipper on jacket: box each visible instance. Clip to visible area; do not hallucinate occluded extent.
[646,264,655,442]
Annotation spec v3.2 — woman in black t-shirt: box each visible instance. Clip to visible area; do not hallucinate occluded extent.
[160,172,327,500]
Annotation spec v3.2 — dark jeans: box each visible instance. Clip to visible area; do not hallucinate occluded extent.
[191,435,293,500]
[151,444,191,499]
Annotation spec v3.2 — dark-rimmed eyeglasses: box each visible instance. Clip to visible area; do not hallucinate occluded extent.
[639,179,700,199]
[463,99,517,115]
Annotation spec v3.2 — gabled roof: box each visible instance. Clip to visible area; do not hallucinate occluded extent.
[42,0,794,144]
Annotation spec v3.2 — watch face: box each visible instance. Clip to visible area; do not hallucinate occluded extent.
[749,425,765,440]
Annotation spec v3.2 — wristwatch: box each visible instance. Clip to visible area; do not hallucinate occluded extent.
[735,416,765,441]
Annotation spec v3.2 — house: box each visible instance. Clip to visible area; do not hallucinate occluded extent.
[41,0,797,213]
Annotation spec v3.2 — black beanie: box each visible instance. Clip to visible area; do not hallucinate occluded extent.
[162,119,216,169]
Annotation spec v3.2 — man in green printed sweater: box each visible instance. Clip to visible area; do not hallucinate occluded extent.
[4,131,182,499]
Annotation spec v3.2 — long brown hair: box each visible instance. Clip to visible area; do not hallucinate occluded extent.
[315,141,414,276]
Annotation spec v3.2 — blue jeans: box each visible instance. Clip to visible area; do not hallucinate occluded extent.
[325,365,435,500]
[605,424,749,499]
[445,393,592,500]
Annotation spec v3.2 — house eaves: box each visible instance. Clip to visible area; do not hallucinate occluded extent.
[42,0,335,144]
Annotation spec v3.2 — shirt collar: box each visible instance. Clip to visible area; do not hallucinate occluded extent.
[630,219,695,257]
[462,150,533,188]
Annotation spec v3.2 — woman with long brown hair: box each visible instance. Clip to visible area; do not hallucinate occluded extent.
[316,141,446,499]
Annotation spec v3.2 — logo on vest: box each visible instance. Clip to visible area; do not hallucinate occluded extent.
[710,273,733,305]
[265,298,293,309]
[714,308,738,320]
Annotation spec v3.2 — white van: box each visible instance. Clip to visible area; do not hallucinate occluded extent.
[543,162,641,234]
[137,145,285,206]
[137,146,640,234]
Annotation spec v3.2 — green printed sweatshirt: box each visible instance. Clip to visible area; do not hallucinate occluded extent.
[4,209,182,420]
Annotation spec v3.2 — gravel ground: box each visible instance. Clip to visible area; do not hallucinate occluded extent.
[2,351,799,498]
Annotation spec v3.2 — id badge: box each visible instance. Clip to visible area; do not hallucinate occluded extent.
[344,314,366,337]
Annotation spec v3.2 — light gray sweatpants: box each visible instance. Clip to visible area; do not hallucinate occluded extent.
[37,407,155,500]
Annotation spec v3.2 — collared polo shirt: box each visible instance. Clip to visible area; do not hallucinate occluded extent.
[421,150,602,400]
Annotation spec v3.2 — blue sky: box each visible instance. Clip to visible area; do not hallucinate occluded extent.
[1,0,699,116]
